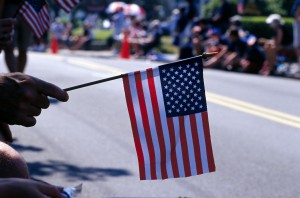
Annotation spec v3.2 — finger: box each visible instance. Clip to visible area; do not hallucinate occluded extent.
[24,105,42,117]
[0,26,14,32]
[14,113,37,127]
[0,123,13,143]
[34,94,50,109]
[33,78,69,102]
[0,33,13,41]
[0,18,17,25]
[0,40,13,46]
[23,89,50,109]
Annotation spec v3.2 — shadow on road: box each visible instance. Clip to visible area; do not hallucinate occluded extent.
[28,160,131,181]
[11,140,44,153]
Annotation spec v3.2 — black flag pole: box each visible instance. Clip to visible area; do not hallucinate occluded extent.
[64,52,218,92]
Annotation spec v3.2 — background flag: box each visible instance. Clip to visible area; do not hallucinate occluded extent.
[123,57,215,180]
[54,0,81,13]
[18,0,50,38]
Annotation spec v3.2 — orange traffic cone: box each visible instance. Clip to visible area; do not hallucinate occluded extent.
[120,33,130,59]
[51,36,58,54]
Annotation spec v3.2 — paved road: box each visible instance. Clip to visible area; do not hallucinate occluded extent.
[1,52,300,198]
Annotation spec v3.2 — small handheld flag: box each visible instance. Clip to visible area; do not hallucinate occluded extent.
[123,56,215,180]
[18,0,50,38]
[54,0,81,13]
[62,53,217,180]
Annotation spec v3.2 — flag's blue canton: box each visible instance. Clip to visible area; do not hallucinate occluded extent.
[159,58,207,117]
[25,0,46,12]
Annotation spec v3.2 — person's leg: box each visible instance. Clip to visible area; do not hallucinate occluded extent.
[260,43,277,75]
[4,46,17,72]
[17,18,33,73]
[17,49,27,73]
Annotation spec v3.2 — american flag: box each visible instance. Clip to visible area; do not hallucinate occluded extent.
[54,0,81,13]
[18,0,50,38]
[123,57,215,180]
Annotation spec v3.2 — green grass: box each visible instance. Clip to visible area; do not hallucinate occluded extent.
[72,28,178,54]
[72,28,113,41]
[159,36,178,54]
[242,16,293,24]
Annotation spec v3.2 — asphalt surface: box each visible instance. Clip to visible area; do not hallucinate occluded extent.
[1,52,300,198]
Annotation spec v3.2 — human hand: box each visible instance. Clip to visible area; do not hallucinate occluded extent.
[0,18,17,49]
[0,122,12,143]
[0,73,69,127]
[0,178,63,198]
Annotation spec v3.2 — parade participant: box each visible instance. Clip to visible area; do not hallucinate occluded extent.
[3,1,34,73]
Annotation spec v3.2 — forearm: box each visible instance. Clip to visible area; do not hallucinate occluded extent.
[0,0,4,18]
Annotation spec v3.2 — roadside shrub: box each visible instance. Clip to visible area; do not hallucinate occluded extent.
[241,16,293,38]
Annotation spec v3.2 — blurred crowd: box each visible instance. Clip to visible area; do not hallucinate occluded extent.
[6,0,299,77]
[107,0,300,76]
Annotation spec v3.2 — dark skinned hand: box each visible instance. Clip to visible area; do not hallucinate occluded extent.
[0,73,69,130]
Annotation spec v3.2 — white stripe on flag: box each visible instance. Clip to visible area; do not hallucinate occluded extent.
[153,68,174,178]
[172,116,185,177]
[195,113,209,173]
[25,4,44,36]
[184,115,197,176]
[66,0,75,7]
[56,0,71,12]
[140,71,162,179]
[20,6,42,37]
[128,72,151,180]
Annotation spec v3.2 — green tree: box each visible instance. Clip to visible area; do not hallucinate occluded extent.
[203,0,294,17]
[203,0,238,17]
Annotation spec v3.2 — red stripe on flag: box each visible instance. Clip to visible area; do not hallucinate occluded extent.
[24,4,44,36]
[55,0,71,12]
[135,71,157,180]
[26,4,44,34]
[71,0,79,5]
[64,0,74,10]
[146,68,168,179]
[189,114,203,174]
[179,116,192,177]
[40,6,50,29]
[20,5,42,37]
[201,112,216,172]
[166,118,179,178]
[123,74,146,180]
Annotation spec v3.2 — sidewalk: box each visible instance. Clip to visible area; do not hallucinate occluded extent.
[51,49,300,79]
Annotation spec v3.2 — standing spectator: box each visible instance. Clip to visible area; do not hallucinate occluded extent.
[213,0,234,33]
[3,1,33,73]
[111,7,126,54]
[185,0,198,23]
[50,18,65,45]
[173,6,187,47]
[292,0,300,68]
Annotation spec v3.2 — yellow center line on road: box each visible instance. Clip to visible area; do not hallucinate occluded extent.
[206,92,300,129]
